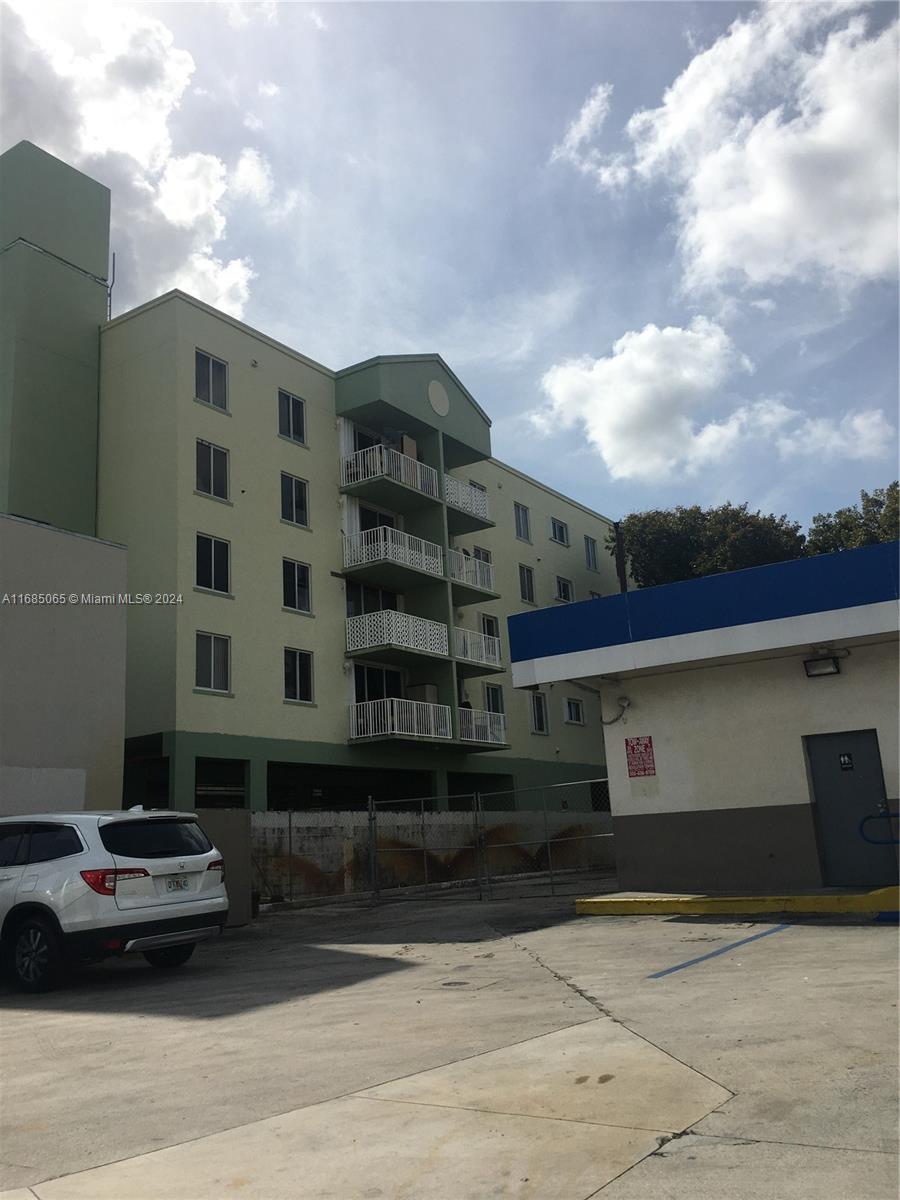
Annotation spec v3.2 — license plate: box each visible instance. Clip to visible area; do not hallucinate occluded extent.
[166,876,190,892]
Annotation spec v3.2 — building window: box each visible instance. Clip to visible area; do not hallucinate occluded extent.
[283,559,311,613]
[481,613,500,641]
[519,563,535,604]
[284,647,313,703]
[473,546,492,564]
[346,581,398,617]
[565,698,585,725]
[278,389,306,445]
[514,502,531,541]
[484,683,504,714]
[555,576,574,603]
[196,632,230,692]
[550,517,569,545]
[584,535,598,571]
[530,692,549,734]
[195,350,227,411]
[196,440,228,500]
[280,472,309,526]
[196,534,230,593]
[354,664,403,702]
[589,590,602,600]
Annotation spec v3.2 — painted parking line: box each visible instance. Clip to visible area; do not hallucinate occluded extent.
[647,923,791,980]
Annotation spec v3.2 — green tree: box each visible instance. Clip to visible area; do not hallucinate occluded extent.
[806,482,899,556]
[607,503,805,588]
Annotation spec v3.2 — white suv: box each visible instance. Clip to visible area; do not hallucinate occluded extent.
[0,810,228,992]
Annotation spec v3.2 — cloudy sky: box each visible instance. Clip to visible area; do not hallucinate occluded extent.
[2,0,897,525]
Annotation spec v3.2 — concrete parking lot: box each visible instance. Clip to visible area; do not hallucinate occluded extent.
[1,897,897,1199]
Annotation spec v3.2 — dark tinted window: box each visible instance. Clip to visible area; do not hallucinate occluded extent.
[100,819,212,859]
[0,825,28,867]
[28,824,83,864]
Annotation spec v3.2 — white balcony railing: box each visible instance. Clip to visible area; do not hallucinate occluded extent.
[349,697,453,740]
[343,526,444,578]
[444,476,490,521]
[448,548,495,592]
[458,707,507,745]
[453,626,502,668]
[347,610,449,657]
[342,445,439,498]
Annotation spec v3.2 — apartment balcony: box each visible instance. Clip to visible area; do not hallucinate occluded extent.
[341,445,440,513]
[444,475,494,534]
[346,610,449,665]
[453,626,503,677]
[447,547,498,606]
[343,526,444,590]
[349,697,453,742]
[457,707,508,748]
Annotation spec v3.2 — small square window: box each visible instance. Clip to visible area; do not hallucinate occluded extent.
[514,502,531,541]
[555,576,574,603]
[280,472,309,526]
[565,698,585,725]
[195,350,227,410]
[530,692,549,735]
[550,517,569,545]
[278,389,306,445]
[196,632,230,692]
[519,563,535,604]
[284,647,314,703]
[584,535,598,571]
[283,559,311,612]
[196,534,230,594]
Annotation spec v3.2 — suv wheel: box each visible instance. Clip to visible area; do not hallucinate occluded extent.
[143,943,195,969]
[10,917,64,993]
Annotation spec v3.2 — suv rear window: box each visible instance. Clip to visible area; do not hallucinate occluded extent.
[28,824,84,863]
[100,818,212,859]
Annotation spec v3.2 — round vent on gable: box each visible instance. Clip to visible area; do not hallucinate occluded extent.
[428,379,450,416]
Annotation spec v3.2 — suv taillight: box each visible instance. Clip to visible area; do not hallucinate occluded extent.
[207,858,225,880]
[81,868,149,895]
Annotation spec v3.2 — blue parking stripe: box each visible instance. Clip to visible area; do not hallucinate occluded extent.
[648,923,791,979]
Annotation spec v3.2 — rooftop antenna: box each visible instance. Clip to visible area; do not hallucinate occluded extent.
[107,251,116,320]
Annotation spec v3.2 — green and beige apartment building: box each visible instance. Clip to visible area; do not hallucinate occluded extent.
[1,141,619,811]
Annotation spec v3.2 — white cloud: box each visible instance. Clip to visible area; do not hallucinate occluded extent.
[750,298,777,315]
[243,112,265,132]
[536,317,753,481]
[225,3,279,31]
[550,82,630,191]
[155,153,227,238]
[258,80,280,97]
[307,9,328,33]
[536,314,896,482]
[170,253,255,318]
[565,4,898,293]
[437,282,585,369]
[777,409,896,462]
[230,147,274,206]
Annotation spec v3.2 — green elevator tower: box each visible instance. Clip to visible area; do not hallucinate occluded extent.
[0,141,110,535]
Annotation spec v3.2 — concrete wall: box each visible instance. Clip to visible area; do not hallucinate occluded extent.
[599,639,899,891]
[0,515,127,813]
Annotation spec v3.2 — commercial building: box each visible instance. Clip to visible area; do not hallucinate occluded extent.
[1,141,618,812]
[509,542,899,892]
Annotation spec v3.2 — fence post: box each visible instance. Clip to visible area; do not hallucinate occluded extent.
[476,791,492,901]
[542,790,556,897]
[287,809,294,902]
[421,795,429,889]
[367,795,379,904]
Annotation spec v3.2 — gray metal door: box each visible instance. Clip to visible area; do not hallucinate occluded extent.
[806,729,897,887]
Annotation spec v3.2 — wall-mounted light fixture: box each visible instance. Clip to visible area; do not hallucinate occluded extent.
[804,656,841,677]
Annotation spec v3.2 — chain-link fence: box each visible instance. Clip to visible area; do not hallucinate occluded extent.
[251,778,614,904]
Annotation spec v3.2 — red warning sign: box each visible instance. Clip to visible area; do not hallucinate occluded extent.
[625,735,656,778]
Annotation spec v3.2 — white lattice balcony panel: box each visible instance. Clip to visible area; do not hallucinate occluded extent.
[347,610,449,658]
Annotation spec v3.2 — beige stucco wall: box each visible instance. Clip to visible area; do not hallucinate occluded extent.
[599,639,900,820]
[0,514,127,812]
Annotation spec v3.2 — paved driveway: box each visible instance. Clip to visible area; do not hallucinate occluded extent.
[1,899,896,1199]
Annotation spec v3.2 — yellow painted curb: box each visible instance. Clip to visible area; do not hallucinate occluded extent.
[575,885,899,917]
